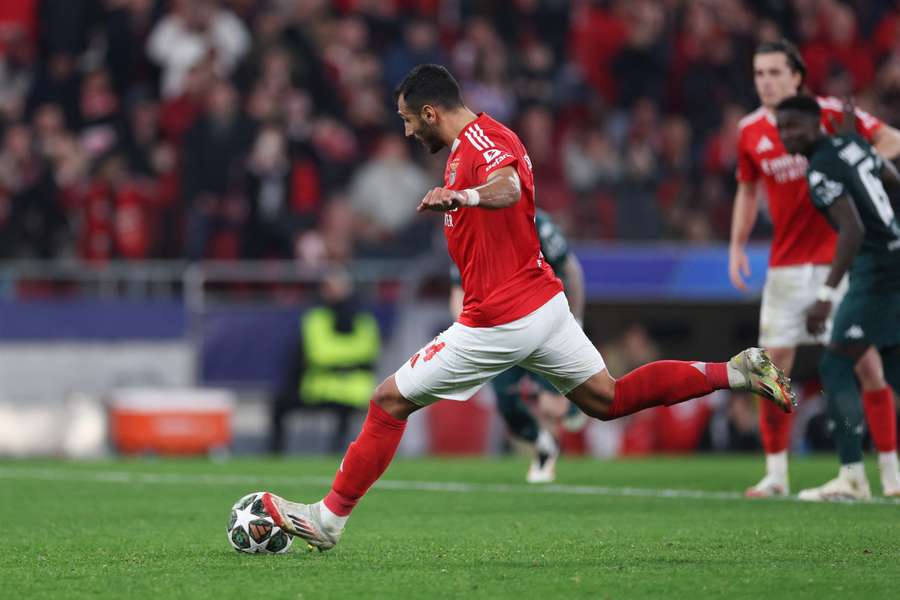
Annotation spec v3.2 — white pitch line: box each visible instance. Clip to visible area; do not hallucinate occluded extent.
[0,466,898,506]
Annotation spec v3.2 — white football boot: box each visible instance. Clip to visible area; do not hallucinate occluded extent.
[745,473,790,498]
[728,348,797,413]
[798,464,872,502]
[746,451,789,498]
[262,493,345,551]
[526,429,559,484]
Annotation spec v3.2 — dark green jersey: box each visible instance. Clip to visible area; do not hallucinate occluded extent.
[450,209,570,286]
[807,134,900,291]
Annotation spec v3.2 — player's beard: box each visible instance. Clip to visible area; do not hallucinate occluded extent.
[416,125,444,154]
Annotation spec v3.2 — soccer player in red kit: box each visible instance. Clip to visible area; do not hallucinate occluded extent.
[262,64,795,551]
[729,40,900,498]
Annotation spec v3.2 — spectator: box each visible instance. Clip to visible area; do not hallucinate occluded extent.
[801,2,875,93]
[349,133,430,256]
[182,78,255,259]
[146,0,250,98]
[242,124,306,259]
[383,19,444,91]
[0,123,68,258]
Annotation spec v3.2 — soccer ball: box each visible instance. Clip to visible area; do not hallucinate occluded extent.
[227,492,293,554]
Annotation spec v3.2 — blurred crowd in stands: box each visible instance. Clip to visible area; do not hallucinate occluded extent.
[1,0,899,263]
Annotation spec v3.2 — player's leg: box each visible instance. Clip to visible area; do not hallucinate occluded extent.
[263,375,418,549]
[855,346,899,495]
[873,344,900,496]
[798,342,872,501]
[565,347,793,420]
[492,367,540,445]
[748,345,795,497]
[526,375,567,483]
[519,302,794,425]
[750,265,821,497]
[491,367,562,483]
[264,313,545,551]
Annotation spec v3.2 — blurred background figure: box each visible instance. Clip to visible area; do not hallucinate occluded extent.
[270,268,381,454]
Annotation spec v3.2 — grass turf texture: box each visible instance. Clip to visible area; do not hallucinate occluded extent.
[1,456,898,599]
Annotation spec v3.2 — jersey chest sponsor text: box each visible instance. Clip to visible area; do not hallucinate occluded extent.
[760,152,808,184]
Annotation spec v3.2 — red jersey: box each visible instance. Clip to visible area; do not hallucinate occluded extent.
[736,96,882,267]
[443,113,563,327]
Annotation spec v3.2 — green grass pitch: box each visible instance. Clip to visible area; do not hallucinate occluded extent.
[1,455,898,599]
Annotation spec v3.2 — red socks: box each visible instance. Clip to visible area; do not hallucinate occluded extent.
[758,397,792,454]
[323,400,407,517]
[863,387,897,453]
[607,360,730,419]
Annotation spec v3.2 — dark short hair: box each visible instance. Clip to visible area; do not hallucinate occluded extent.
[775,94,821,118]
[755,39,807,84]
[394,64,463,113]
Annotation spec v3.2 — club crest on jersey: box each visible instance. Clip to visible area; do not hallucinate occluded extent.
[447,158,460,186]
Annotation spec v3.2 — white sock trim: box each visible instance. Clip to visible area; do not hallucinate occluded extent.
[878,452,899,469]
[839,462,867,482]
[765,451,788,478]
[317,500,349,530]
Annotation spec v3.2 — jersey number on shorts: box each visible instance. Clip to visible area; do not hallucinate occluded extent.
[424,342,445,362]
[409,341,446,369]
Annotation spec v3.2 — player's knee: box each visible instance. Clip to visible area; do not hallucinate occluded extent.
[372,379,401,409]
[854,349,886,390]
[568,371,616,420]
[372,377,419,420]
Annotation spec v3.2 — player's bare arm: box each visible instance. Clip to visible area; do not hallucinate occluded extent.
[416,166,521,212]
[560,254,585,322]
[872,124,900,161]
[728,180,759,290]
[831,97,900,160]
[807,195,864,335]
[881,157,900,198]
[449,285,464,320]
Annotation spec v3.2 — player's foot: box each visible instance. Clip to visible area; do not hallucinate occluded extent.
[798,474,872,502]
[879,464,900,497]
[744,473,789,498]
[728,348,797,413]
[878,453,900,497]
[261,493,343,551]
[526,429,559,484]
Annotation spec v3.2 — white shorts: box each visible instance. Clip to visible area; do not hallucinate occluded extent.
[394,292,605,406]
[758,264,848,348]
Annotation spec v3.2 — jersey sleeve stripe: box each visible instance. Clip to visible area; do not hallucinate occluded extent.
[472,124,496,148]
[464,131,484,151]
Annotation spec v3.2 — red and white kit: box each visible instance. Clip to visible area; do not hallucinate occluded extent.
[394,114,604,405]
[736,96,882,347]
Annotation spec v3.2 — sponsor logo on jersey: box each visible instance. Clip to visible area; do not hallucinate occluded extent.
[486,153,513,172]
[482,148,502,163]
[809,170,844,205]
[838,142,866,166]
[760,154,808,183]
[845,324,865,339]
[755,135,774,154]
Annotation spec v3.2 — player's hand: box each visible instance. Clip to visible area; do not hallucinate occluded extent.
[728,246,751,291]
[806,300,831,336]
[827,97,857,136]
[417,187,466,212]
